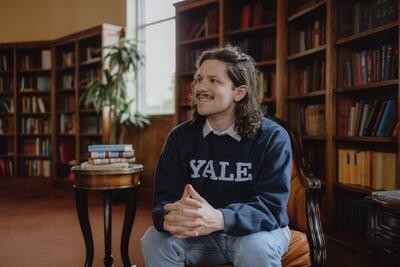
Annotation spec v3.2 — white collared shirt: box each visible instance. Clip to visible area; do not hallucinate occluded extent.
[202,119,241,142]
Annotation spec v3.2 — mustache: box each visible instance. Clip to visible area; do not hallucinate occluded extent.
[195,92,214,99]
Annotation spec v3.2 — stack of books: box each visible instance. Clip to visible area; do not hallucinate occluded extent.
[80,144,135,170]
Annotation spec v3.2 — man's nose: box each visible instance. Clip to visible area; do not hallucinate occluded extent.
[194,80,207,91]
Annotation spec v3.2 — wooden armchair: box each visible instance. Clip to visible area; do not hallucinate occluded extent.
[189,116,326,267]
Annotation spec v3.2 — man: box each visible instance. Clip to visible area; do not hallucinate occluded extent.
[141,46,292,267]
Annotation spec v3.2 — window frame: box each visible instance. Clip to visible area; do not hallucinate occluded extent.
[136,0,177,115]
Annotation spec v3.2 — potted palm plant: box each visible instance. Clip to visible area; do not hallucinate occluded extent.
[80,37,150,143]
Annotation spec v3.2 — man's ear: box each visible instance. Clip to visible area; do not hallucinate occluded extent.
[234,85,248,102]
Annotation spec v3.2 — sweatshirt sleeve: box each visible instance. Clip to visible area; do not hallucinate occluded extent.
[220,126,292,235]
[152,129,187,232]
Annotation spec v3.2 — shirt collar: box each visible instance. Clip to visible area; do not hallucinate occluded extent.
[202,119,241,142]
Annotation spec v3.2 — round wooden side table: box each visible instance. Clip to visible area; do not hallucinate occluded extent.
[71,163,143,267]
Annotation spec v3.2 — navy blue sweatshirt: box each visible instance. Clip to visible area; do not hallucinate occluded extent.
[152,117,292,236]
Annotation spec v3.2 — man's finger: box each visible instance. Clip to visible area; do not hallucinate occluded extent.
[164,222,200,237]
[164,210,203,226]
[181,208,203,218]
[187,184,206,203]
[180,230,200,238]
[164,203,178,211]
[179,217,205,228]
[164,223,188,234]
[180,197,203,209]
[181,184,191,199]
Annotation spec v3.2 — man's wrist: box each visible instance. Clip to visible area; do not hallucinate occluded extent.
[215,209,225,231]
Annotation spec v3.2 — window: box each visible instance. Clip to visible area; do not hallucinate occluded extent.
[128,0,183,115]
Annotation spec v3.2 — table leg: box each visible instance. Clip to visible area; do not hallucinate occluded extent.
[121,187,138,267]
[75,188,94,267]
[103,190,114,267]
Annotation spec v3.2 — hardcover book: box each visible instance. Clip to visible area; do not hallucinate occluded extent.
[88,144,133,152]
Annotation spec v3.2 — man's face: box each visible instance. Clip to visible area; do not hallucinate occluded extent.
[193,59,241,120]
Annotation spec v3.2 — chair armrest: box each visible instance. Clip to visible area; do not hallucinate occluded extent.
[297,167,326,267]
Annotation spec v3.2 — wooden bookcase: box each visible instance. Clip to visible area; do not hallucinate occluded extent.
[175,0,399,265]
[286,0,328,200]
[0,44,16,177]
[16,41,53,178]
[0,24,121,180]
[53,24,121,179]
[328,0,399,265]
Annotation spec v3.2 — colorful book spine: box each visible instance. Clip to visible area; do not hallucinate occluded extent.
[88,157,135,165]
[89,151,134,159]
[80,161,129,170]
[88,144,133,152]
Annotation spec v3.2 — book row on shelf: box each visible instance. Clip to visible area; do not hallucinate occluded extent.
[175,0,399,261]
[339,0,398,37]
[338,98,397,137]
[20,76,51,92]
[299,104,325,136]
[19,159,51,177]
[20,96,48,113]
[231,2,276,31]
[258,71,276,100]
[290,20,326,55]
[0,159,13,176]
[0,23,122,179]
[339,43,398,88]
[19,50,51,70]
[21,118,50,135]
[290,59,326,95]
[338,149,396,190]
[22,138,51,157]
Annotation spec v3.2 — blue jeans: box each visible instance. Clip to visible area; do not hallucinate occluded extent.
[141,226,291,267]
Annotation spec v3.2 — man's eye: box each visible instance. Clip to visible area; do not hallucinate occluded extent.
[210,79,218,83]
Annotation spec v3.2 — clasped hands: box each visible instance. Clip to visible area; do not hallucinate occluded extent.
[163,184,224,239]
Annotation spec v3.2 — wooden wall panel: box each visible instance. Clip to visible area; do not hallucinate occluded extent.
[123,115,175,188]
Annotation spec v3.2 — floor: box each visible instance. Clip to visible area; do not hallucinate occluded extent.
[0,177,153,267]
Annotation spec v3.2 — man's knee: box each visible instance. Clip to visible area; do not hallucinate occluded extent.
[141,226,186,264]
[141,226,166,252]
[233,231,285,266]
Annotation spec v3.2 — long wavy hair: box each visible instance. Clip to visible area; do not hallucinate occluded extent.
[191,45,262,139]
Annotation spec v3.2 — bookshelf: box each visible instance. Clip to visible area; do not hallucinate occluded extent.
[175,0,399,265]
[54,39,78,179]
[16,42,52,178]
[285,1,328,206]
[54,24,122,180]
[329,0,398,265]
[0,24,121,180]
[224,0,278,115]
[0,44,16,177]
